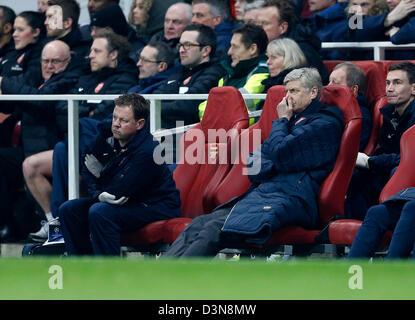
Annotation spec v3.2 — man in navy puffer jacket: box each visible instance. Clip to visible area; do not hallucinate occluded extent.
[164,67,344,257]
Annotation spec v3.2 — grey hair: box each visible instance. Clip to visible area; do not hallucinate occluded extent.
[333,62,367,96]
[267,38,307,71]
[284,67,322,99]
[192,0,230,20]
[171,2,193,23]
[244,0,265,11]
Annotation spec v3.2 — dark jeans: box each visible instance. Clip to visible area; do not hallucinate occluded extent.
[348,200,415,258]
[0,147,24,227]
[59,197,171,256]
[163,205,249,258]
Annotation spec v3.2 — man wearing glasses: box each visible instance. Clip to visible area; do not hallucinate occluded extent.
[128,41,178,94]
[0,40,83,241]
[153,23,226,130]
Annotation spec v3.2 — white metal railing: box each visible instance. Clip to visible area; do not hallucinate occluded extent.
[321,41,415,61]
[0,93,266,199]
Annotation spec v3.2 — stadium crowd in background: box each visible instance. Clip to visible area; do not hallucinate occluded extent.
[0,0,415,259]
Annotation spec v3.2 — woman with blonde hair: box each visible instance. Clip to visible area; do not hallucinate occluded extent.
[261,37,307,94]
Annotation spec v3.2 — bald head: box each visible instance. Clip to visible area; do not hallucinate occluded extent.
[164,2,192,40]
[41,40,71,81]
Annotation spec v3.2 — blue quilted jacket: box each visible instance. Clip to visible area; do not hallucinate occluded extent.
[221,99,345,244]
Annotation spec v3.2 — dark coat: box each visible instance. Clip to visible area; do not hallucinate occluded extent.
[153,61,226,128]
[0,39,46,84]
[306,2,349,60]
[127,65,179,94]
[214,20,234,58]
[357,95,372,152]
[0,56,84,157]
[221,100,345,244]
[52,27,91,60]
[55,58,139,137]
[0,38,15,60]
[384,187,415,203]
[283,23,330,84]
[81,120,181,217]
[368,98,415,175]
[352,13,415,59]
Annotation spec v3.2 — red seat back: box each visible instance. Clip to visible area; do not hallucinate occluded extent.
[173,86,249,218]
[323,60,386,109]
[363,96,387,155]
[318,86,362,224]
[211,85,283,207]
[213,85,362,227]
[379,124,415,203]
[381,60,415,76]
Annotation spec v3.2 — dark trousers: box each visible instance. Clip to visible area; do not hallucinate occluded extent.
[348,200,415,258]
[51,119,100,217]
[163,206,245,258]
[58,197,169,256]
[0,147,24,227]
[50,141,68,218]
[344,168,389,220]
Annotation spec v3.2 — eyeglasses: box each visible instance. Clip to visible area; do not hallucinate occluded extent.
[41,57,69,65]
[176,42,203,51]
[138,56,161,64]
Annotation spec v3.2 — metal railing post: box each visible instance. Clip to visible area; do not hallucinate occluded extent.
[67,98,79,200]
[149,98,162,133]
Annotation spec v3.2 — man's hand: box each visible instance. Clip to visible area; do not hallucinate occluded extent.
[384,0,415,27]
[84,154,103,178]
[277,97,293,120]
[98,191,129,205]
[356,152,370,169]
[385,26,400,37]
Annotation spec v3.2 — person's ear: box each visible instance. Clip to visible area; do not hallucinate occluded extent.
[411,82,415,96]
[279,21,289,36]
[249,43,258,57]
[2,22,12,34]
[201,45,211,58]
[351,84,359,96]
[136,118,146,130]
[310,86,318,99]
[109,49,118,62]
[158,61,168,73]
[63,17,73,30]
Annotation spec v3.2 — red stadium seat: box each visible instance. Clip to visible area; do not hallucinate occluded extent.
[380,60,415,76]
[168,85,361,253]
[261,85,362,249]
[121,87,250,248]
[363,96,386,155]
[328,124,415,247]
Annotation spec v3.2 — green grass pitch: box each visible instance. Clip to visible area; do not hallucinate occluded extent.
[0,257,414,300]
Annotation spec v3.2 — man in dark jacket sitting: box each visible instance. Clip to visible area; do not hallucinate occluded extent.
[345,61,415,220]
[59,93,181,256]
[128,41,178,94]
[328,62,372,151]
[23,29,138,242]
[153,23,226,129]
[0,40,81,241]
[164,67,345,258]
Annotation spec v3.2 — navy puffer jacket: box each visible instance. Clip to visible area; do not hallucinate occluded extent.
[221,100,345,244]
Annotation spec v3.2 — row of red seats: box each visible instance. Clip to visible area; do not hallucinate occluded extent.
[120,84,363,255]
